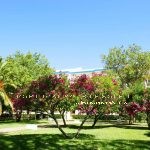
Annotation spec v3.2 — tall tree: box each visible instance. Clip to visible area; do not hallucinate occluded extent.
[102,45,150,127]
[102,44,150,88]
[3,51,54,88]
[90,73,121,127]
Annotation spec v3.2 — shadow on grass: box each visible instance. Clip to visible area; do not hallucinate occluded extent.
[38,124,116,131]
[114,124,149,130]
[0,120,47,124]
[0,120,15,124]
[66,124,114,130]
[0,133,149,150]
[38,124,149,131]
[144,132,150,137]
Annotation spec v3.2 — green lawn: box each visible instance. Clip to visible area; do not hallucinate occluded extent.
[0,120,150,150]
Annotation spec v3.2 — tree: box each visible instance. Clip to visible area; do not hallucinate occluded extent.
[2,51,54,119]
[124,102,143,124]
[102,45,150,127]
[102,44,150,88]
[143,88,150,129]
[90,73,121,127]
[0,81,13,115]
[54,74,72,126]
[0,57,14,115]
[69,74,96,137]
[4,51,54,88]
[12,74,97,138]
[11,87,30,121]
[12,74,71,135]
[121,81,145,124]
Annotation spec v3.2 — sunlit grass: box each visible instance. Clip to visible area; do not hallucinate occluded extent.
[0,119,150,150]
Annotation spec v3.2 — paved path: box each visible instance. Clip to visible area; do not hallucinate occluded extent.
[0,126,25,133]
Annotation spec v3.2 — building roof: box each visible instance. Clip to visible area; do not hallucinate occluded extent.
[55,68,105,75]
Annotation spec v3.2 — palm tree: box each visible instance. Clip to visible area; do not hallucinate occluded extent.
[0,80,14,115]
[0,58,14,115]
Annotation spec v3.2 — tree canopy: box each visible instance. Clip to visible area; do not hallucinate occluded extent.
[0,51,54,115]
[102,44,150,87]
[2,51,54,88]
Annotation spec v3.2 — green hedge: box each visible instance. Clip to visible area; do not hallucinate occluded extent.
[1,112,147,122]
[0,114,13,121]
[22,113,62,120]
[135,113,147,122]
[72,114,120,120]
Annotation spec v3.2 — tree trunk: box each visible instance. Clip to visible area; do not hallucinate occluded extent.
[51,106,93,139]
[52,114,89,139]
[129,115,133,125]
[147,112,150,130]
[27,109,30,120]
[16,110,22,122]
[0,101,2,115]
[61,111,67,127]
[35,111,37,120]
[92,115,99,128]
[52,114,69,138]
[74,115,89,138]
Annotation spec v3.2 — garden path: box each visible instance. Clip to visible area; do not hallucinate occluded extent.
[0,126,25,133]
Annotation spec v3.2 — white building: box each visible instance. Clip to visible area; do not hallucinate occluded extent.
[56,68,105,80]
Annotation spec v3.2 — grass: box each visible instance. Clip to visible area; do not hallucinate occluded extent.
[0,119,150,150]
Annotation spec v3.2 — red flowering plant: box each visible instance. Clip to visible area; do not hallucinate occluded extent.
[122,82,149,126]
[69,74,98,137]
[11,75,70,123]
[54,74,74,127]
[143,88,150,112]
[11,74,97,138]
[27,75,70,117]
[90,73,121,127]
[26,74,82,137]
[11,87,32,122]
[70,74,96,114]
[77,104,97,115]
[143,88,150,129]
[124,101,143,124]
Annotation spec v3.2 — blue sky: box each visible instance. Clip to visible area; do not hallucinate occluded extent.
[0,0,150,71]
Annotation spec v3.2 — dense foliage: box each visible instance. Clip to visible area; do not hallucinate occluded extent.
[0,51,54,116]
[102,44,150,127]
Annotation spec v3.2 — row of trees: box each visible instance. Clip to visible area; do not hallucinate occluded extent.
[11,71,150,138]
[12,73,122,138]
[0,45,150,139]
